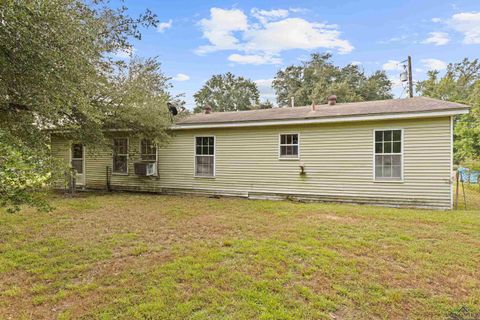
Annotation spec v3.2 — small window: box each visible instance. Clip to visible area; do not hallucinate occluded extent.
[113,138,128,174]
[140,139,156,161]
[279,134,299,159]
[195,136,215,177]
[374,129,402,180]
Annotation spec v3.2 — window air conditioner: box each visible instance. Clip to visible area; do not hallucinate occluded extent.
[134,162,157,176]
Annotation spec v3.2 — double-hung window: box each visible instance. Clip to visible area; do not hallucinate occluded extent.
[374,129,403,180]
[113,138,128,174]
[195,136,215,177]
[279,134,299,159]
[140,139,156,161]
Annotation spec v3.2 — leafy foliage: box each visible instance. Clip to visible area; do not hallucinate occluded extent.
[273,53,393,106]
[194,72,260,112]
[0,0,179,211]
[258,100,274,109]
[0,130,61,213]
[416,58,480,162]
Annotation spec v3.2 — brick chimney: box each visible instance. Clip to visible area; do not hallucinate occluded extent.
[204,105,212,114]
[328,95,337,106]
[311,101,316,111]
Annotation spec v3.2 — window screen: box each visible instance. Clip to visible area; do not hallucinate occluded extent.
[195,137,215,177]
[374,130,402,179]
[141,139,156,161]
[279,134,299,158]
[113,138,128,174]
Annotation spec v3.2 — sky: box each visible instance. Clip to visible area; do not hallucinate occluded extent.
[112,0,480,110]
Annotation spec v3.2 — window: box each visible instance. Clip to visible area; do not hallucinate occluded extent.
[279,134,299,159]
[195,136,215,177]
[71,144,83,174]
[140,139,156,161]
[113,138,128,174]
[374,129,402,180]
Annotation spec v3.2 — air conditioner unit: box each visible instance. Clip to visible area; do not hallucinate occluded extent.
[134,162,157,176]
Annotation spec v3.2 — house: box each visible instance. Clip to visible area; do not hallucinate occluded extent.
[50,96,470,209]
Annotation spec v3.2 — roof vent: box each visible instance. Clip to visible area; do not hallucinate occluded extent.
[204,105,212,114]
[328,95,337,106]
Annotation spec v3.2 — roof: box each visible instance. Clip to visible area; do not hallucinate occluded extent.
[174,97,469,129]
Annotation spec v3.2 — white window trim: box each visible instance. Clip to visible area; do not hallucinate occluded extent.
[70,143,86,186]
[194,135,216,178]
[278,133,300,160]
[138,139,159,177]
[373,128,404,183]
[139,139,158,162]
[112,137,129,175]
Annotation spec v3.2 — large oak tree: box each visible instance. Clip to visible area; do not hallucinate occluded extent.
[194,72,260,113]
[273,53,393,106]
[417,58,480,163]
[0,0,178,211]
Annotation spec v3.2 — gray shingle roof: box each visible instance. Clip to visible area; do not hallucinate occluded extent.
[176,97,469,126]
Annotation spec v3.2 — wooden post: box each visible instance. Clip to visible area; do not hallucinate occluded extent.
[106,166,111,191]
[408,56,413,98]
[70,168,76,195]
[462,178,467,210]
[455,170,459,209]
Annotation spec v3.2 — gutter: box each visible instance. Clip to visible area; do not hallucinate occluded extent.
[172,108,469,130]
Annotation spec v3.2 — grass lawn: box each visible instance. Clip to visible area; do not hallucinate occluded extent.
[1,192,479,319]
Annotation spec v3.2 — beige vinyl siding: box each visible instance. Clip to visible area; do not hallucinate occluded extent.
[50,116,453,209]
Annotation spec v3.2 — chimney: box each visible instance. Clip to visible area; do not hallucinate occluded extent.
[291,96,295,108]
[328,95,337,106]
[311,101,316,111]
[204,105,212,114]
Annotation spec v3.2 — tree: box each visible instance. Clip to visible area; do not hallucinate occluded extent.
[273,53,393,106]
[193,72,260,112]
[417,58,480,162]
[0,0,179,211]
[258,100,274,109]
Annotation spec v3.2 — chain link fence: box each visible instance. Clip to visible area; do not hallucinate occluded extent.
[453,167,480,210]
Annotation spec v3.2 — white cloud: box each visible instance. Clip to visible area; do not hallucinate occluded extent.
[196,7,353,64]
[157,19,173,33]
[388,76,404,89]
[382,60,402,71]
[421,58,448,71]
[173,73,190,81]
[254,78,276,102]
[423,32,450,45]
[431,17,442,23]
[449,12,480,44]
[243,18,353,54]
[251,8,289,24]
[379,35,408,44]
[350,61,362,66]
[228,54,281,65]
[289,7,308,14]
[195,8,248,54]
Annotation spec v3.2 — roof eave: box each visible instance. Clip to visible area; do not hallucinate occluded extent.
[172,108,469,130]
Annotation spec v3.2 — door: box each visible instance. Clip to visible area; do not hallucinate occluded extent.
[71,144,85,185]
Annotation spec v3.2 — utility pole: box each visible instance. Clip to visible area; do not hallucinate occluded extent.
[407,56,413,98]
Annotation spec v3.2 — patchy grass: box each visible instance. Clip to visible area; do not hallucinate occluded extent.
[0,192,479,319]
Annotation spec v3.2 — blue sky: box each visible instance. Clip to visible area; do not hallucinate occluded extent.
[113,0,480,109]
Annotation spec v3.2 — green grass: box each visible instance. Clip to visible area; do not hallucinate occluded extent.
[1,192,479,319]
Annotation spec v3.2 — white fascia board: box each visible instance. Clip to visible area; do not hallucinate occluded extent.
[171,109,469,130]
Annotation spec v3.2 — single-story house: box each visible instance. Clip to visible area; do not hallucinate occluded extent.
[50,96,470,209]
